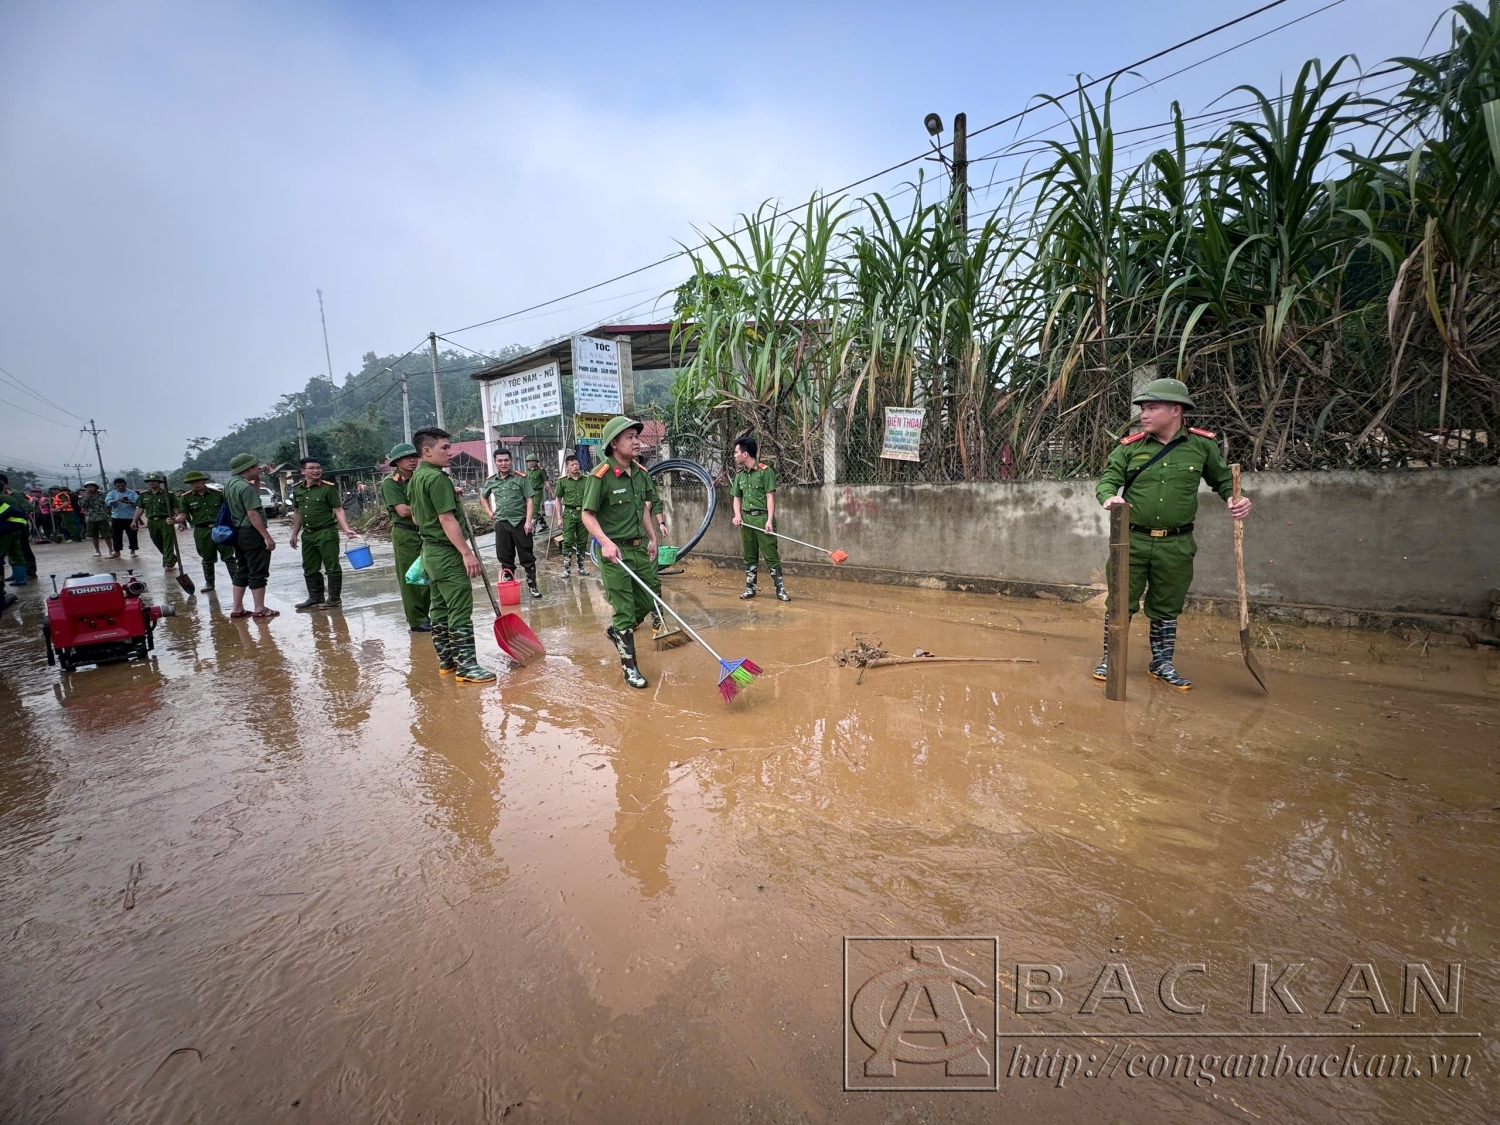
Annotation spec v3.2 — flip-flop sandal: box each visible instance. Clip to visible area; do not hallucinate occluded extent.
[230,610,253,618]
[251,609,280,619]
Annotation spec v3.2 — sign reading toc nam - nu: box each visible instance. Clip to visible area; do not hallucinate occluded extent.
[572,335,622,415]
[880,407,924,461]
[490,361,562,425]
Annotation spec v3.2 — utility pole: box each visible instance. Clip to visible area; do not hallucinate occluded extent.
[296,409,309,460]
[82,419,107,486]
[952,111,968,238]
[65,462,89,488]
[400,368,412,445]
[318,289,335,383]
[429,332,445,431]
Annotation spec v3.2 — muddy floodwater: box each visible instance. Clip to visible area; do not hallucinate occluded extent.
[2,534,1496,1123]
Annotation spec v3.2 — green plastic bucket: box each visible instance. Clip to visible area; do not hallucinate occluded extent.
[656,545,679,566]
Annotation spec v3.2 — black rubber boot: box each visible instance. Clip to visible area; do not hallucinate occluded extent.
[1147,618,1192,690]
[325,569,343,608]
[295,572,325,612]
[526,568,541,598]
[202,562,216,591]
[608,626,648,689]
[739,565,757,600]
[771,566,790,602]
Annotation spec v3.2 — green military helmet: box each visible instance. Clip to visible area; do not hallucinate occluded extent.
[1132,377,1195,409]
[183,470,209,483]
[387,442,418,461]
[145,473,167,483]
[599,415,643,454]
[228,453,258,475]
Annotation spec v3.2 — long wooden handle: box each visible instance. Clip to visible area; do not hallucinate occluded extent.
[1232,464,1248,632]
[459,505,503,615]
[863,656,1038,668]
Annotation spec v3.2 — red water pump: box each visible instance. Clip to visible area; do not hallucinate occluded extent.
[43,571,172,672]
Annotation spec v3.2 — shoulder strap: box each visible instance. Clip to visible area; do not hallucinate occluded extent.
[592,463,610,478]
[1120,436,1186,498]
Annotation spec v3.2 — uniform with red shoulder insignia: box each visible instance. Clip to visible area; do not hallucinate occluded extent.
[1092,378,1242,691]
[730,437,789,602]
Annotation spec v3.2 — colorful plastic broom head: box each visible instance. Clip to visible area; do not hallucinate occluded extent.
[828,549,849,564]
[716,658,762,702]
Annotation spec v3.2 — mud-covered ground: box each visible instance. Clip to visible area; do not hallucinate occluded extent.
[1,531,1496,1123]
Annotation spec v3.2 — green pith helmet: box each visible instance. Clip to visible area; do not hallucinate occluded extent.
[228,453,258,475]
[599,415,643,455]
[145,474,166,484]
[183,471,209,483]
[1133,377,1195,409]
[387,442,418,461]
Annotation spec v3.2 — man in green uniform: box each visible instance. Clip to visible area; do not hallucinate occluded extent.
[135,474,179,571]
[0,477,37,584]
[581,416,661,689]
[174,471,236,590]
[407,428,494,683]
[0,483,30,590]
[226,454,278,619]
[380,442,432,632]
[1094,378,1252,690]
[478,448,540,598]
[730,436,789,602]
[525,454,553,534]
[289,457,356,612]
[78,481,110,557]
[554,454,590,578]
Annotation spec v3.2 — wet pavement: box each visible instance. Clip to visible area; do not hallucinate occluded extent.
[1,532,1496,1123]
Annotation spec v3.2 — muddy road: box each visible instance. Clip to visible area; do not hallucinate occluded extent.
[1,534,1496,1122]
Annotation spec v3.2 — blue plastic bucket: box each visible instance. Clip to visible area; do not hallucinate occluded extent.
[345,540,374,570]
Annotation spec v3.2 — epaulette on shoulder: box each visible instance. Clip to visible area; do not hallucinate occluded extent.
[592,463,610,478]
[1189,427,1216,439]
[1120,431,1148,445]
[758,463,769,470]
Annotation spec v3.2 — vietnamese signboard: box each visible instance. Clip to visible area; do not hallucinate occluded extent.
[880,407,924,461]
[573,413,612,446]
[490,361,562,425]
[572,335,622,415]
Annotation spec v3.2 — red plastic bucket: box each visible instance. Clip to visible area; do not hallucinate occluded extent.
[496,568,521,606]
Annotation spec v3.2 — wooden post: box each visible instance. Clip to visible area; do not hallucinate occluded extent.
[1106,503,1131,702]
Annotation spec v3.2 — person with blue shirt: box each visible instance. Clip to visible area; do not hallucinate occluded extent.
[104,477,140,559]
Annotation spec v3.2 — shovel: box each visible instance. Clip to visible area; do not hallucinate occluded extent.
[760,526,848,564]
[168,522,195,594]
[460,507,545,665]
[1231,464,1267,693]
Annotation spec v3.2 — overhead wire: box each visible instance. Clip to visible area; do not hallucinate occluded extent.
[0,364,88,422]
[441,0,1304,338]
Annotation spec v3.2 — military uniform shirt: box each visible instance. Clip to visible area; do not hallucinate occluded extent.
[408,461,459,545]
[479,472,533,525]
[138,489,176,521]
[177,487,225,526]
[225,476,262,527]
[291,480,343,530]
[1095,428,1233,528]
[380,473,416,528]
[582,460,654,542]
[526,467,549,501]
[554,475,588,508]
[731,463,777,511]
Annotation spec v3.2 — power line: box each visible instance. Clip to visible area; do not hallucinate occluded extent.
[441,0,1302,337]
[0,393,79,429]
[0,364,87,422]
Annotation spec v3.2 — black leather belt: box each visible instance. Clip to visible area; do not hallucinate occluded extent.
[563,504,582,510]
[744,509,767,515]
[1130,522,1194,538]
[393,520,418,531]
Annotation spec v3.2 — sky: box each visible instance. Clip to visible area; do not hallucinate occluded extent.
[0,0,1456,479]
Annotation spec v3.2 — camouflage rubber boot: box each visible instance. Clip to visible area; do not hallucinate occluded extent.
[607,626,648,689]
[1093,621,1111,681]
[1147,618,1192,690]
[451,622,496,684]
[576,551,589,576]
[771,566,790,602]
[739,565,757,600]
[526,567,542,598]
[562,554,572,578]
[295,572,325,612]
[431,622,459,674]
[324,569,343,608]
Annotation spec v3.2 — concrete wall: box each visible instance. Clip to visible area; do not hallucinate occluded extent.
[683,467,1500,621]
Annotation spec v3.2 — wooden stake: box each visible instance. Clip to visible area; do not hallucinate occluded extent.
[1106,502,1131,702]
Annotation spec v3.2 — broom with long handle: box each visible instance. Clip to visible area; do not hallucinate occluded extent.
[609,554,761,702]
